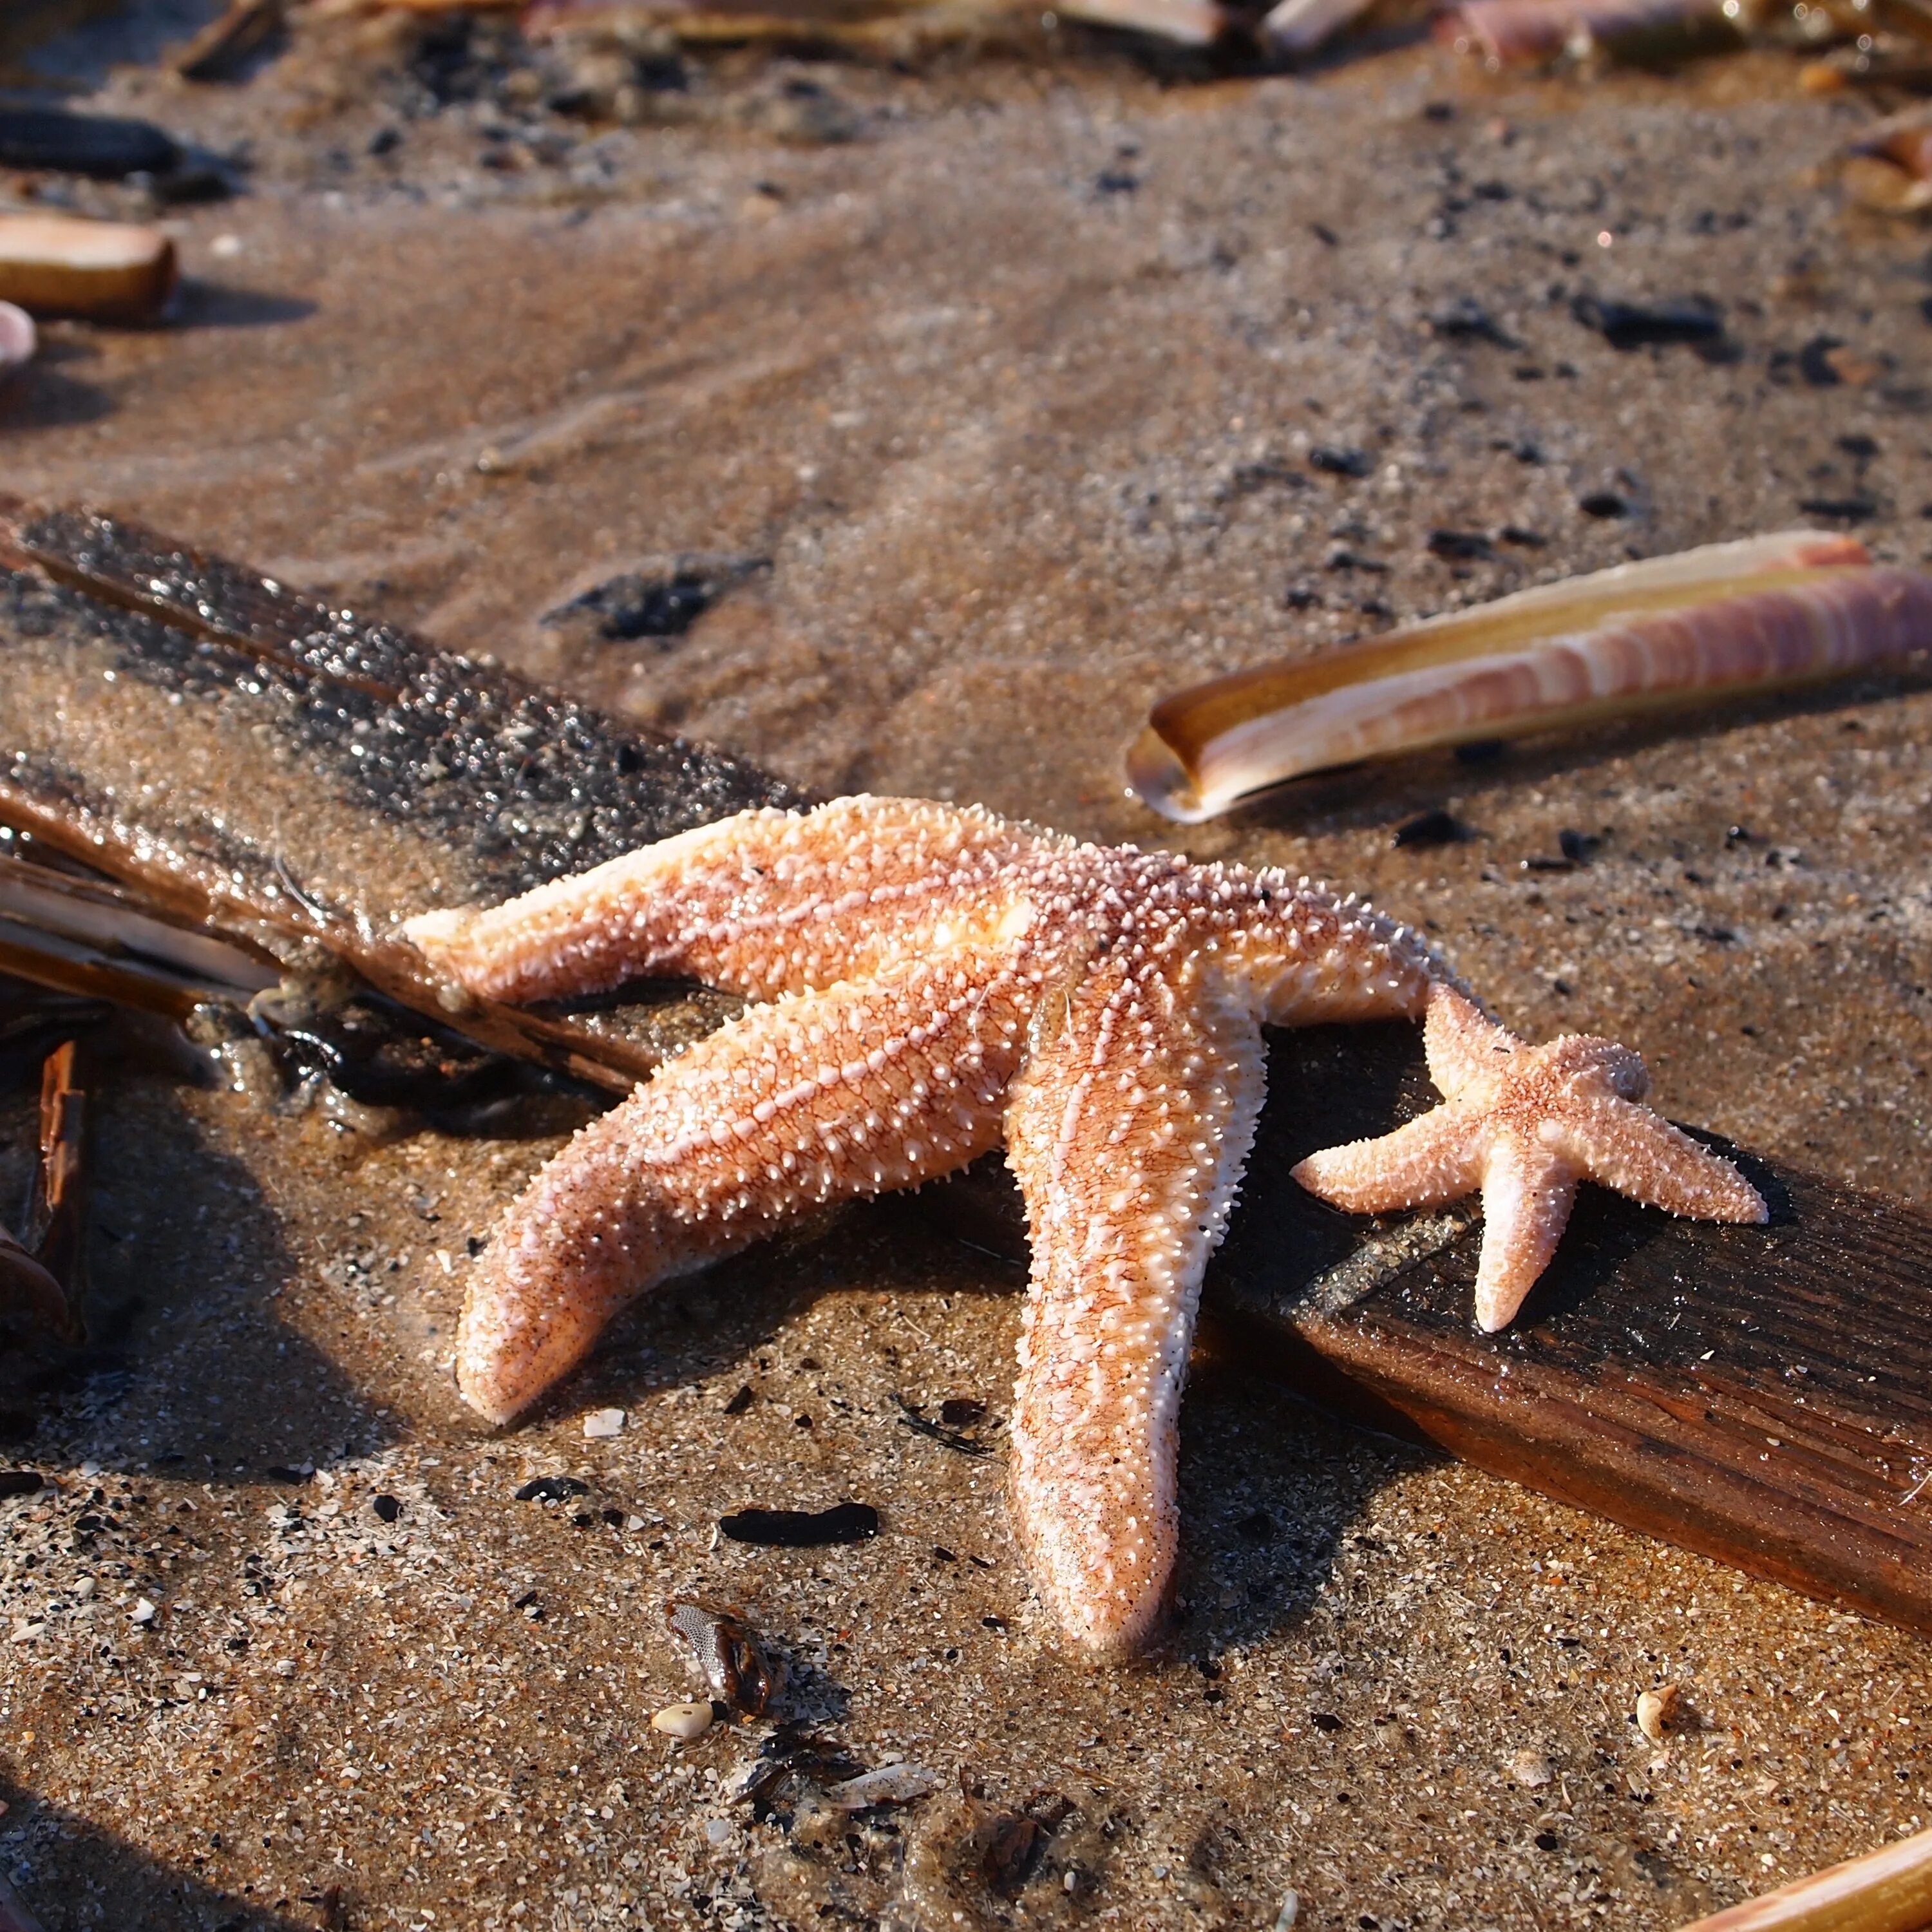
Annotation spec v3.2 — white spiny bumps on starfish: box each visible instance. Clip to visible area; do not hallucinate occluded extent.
[405,794,1765,1662]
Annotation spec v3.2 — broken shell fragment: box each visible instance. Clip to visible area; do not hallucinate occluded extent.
[822,1761,942,1808]
[0,213,178,325]
[1437,0,1740,64]
[650,1700,717,1741]
[1261,0,1374,52]
[0,304,33,383]
[1126,532,1931,822]
[1842,111,1932,213]
[1636,1682,1682,1741]
[1054,0,1231,41]
[1674,1818,1932,1932]
[667,1601,778,1716]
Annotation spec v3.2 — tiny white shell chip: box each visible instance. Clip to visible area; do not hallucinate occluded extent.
[823,1762,941,1809]
[130,1597,156,1625]
[583,1407,626,1439]
[650,1700,715,1741]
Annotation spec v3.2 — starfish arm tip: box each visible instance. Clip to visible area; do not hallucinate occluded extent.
[401,905,468,954]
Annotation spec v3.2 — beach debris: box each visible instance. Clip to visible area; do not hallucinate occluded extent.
[24,1040,86,1323]
[1842,109,1932,213]
[822,1761,942,1808]
[582,1405,626,1437]
[1260,0,1374,53]
[0,108,180,180]
[893,1392,994,1457]
[0,1863,48,1932]
[514,1473,590,1502]
[724,1725,867,1814]
[0,1472,43,1500]
[1056,0,1233,44]
[0,851,279,1019]
[1673,1819,1932,1931]
[1572,291,1726,351]
[0,307,32,384]
[650,1698,717,1740]
[1392,807,1469,849]
[0,214,178,325]
[173,0,285,79]
[1437,0,1742,64]
[667,1600,779,1715]
[717,1500,880,1546]
[1126,531,1931,822]
[1636,1681,1683,1741]
[0,497,797,1095]
[0,1033,93,1345]
[540,554,770,649]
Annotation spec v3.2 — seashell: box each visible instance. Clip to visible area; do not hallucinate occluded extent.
[0,213,177,325]
[1843,110,1932,214]
[650,1700,716,1741]
[1054,0,1231,42]
[1261,0,1375,53]
[821,1761,942,1808]
[1435,0,1740,64]
[1126,532,1931,822]
[1636,1681,1682,1741]
[0,304,33,384]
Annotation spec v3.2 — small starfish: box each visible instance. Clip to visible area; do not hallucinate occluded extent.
[1291,989,1767,1332]
[405,795,1765,1660]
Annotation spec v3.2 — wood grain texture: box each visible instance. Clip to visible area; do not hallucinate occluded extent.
[1211,1021,1932,1634]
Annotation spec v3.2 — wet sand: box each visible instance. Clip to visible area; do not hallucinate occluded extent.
[4,14,1932,1930]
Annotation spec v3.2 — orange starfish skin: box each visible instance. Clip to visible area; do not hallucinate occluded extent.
[1291,987,1768,1331]
[406,795,1763,1660]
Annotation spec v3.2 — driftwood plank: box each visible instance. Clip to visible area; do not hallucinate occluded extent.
[0,497,799,1088]
[1209,1022,1932,1635]
[5,502,1931,1629]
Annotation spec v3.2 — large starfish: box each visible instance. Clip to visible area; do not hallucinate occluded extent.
[405,795,1765,1660]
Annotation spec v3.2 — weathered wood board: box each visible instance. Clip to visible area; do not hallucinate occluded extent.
[6,503,1931,1632]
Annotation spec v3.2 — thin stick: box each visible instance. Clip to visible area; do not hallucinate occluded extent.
[1674,1824,1932,1931]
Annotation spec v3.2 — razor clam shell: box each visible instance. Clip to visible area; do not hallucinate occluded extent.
[1127,531,1890,822]
[0,499,800,1086]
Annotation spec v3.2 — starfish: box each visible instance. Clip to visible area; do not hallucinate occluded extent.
[404,795,1765,1660]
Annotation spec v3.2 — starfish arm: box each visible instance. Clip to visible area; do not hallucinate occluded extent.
[405,795,1037,1005]
[1291,1107,1482,1214]
[1421,983,1520,1098]
[1472,1137,1578,1331]
[1233,882,1447,1027]
[1553,1095,1768,1224]
[457,943,1034,1423]
[1003,960,1266,1661]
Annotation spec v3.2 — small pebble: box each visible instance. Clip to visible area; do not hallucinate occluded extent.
[1636,1683,1682,1743]
[1274,1891,1301,1931]
[651,1700,715,1741]
[583,1407,626,1439]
